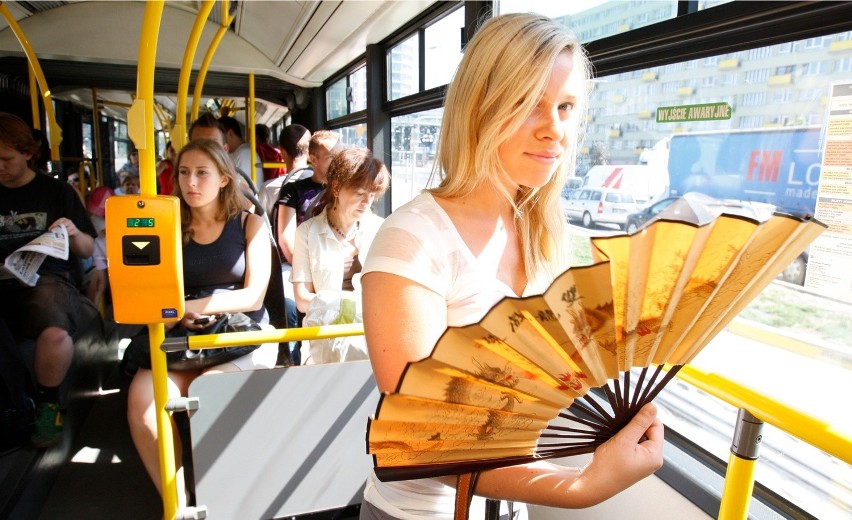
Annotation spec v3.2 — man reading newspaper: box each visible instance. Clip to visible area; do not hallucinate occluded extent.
[0,113,96,448]
[1,223,70,287]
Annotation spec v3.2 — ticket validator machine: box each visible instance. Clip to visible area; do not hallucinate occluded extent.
[105,195,184,324]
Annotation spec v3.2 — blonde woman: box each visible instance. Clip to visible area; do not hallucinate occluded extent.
[126,139,275,501]
[360,13,663,519]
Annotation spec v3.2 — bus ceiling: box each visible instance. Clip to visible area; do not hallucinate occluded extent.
[0,0,436,125]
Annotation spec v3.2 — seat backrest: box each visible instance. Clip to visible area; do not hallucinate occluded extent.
[188,361,380,519]
[244,195,293,366]
[265,233,292,366]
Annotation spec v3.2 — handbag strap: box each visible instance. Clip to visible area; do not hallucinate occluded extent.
[241,209,250,273]
[455,472,479,520]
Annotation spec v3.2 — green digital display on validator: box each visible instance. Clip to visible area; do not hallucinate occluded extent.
[126,217,155,228]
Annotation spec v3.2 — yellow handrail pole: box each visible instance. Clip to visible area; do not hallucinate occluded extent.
[174,0,214,150]
[148,322,178,518]
[28,65,40,130]
[0,2,61,160]
[128,2,181,518]
[91,88,104,187]
[718,409,762,520]
[674,364,852,464]
[191,0,233,121]
[248,74,257,185]
[720,454,758,519]
[182,323,366,351]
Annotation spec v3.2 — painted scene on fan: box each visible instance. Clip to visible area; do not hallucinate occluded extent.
[367,213,826,478]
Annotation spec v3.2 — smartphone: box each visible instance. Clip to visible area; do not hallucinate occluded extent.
[193,315,213,325]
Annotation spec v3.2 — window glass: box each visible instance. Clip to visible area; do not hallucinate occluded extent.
[326,66,367,120]
[335,123,368,149]
[389,108,442,210]
[388,34,419,101]
[571,30,852,520]
[326,77,347,120]
[351,66,367,112]
[82,122,93,163]
[425,8,464,90]
[497,0,677,42]
[113,121,131,172]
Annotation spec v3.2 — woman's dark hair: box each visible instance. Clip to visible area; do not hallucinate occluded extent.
[319,147,390,211]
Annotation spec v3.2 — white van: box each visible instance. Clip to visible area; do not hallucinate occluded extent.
[582,164,668,205]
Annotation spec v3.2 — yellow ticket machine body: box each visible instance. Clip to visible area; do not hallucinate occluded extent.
[106,195,184,324]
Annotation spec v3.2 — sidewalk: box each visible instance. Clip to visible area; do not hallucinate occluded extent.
[727,317,852,370]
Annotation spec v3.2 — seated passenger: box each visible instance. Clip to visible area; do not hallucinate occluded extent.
[188,113,229,150]
[291,147,389,364]
[29,128,51,176]
[126,139,276,501]
[259,124,312,226]
[0,113,97,448]
[82,186,113,310]
[156,141,176,195]
[66,169,86,204]
[189,114,256,213]
[219,115,261,182]
[118,148,140,178]
[255,123,285,183]
[120,174,140,195]
[258,124,312,364]
[276,129,343,263]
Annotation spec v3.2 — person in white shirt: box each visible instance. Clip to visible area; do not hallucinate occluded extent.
[360,13,664,520]
[291,148,388,364]
[219,115,261,184]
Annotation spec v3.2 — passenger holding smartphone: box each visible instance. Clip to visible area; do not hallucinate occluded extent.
[126,139,276,504]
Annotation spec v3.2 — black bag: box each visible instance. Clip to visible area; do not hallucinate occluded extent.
[122,312,262,373]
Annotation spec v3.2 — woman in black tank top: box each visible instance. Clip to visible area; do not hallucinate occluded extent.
[127,139,273,503]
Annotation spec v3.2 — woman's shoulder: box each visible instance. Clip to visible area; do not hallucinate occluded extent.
[369,192,460,264]
[241,210,266,230]
[297,210,332,236]
[381,192,447,231]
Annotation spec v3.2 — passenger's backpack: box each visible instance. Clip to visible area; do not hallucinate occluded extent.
[0,333,35,454]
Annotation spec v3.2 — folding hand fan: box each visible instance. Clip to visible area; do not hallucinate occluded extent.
[367,211,826,484]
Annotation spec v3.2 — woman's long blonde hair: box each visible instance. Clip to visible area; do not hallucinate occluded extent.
[429,13,591,280]
[173,139,244,244]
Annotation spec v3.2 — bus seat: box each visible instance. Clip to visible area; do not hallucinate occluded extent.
[241,193,294,366]
[236,168,260,197]
[187,361,379,518]
[266,236,294,366]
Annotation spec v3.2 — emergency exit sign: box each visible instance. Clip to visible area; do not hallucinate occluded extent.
[656,102,732,123]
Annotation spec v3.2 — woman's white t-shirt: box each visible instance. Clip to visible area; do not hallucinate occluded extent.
[361,192,561,520]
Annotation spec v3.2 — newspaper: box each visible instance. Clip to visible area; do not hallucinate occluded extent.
[0,224,69,287]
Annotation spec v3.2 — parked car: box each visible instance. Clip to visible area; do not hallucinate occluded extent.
[624,193,766,234]
[624,197,680,234]
[561,177,583,199]
[564,187,638,229]
[623,193,808,285]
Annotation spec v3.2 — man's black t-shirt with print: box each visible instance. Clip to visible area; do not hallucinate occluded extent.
[0,173,96,276]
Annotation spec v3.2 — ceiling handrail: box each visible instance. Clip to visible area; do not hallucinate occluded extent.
[0,2,61,161]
